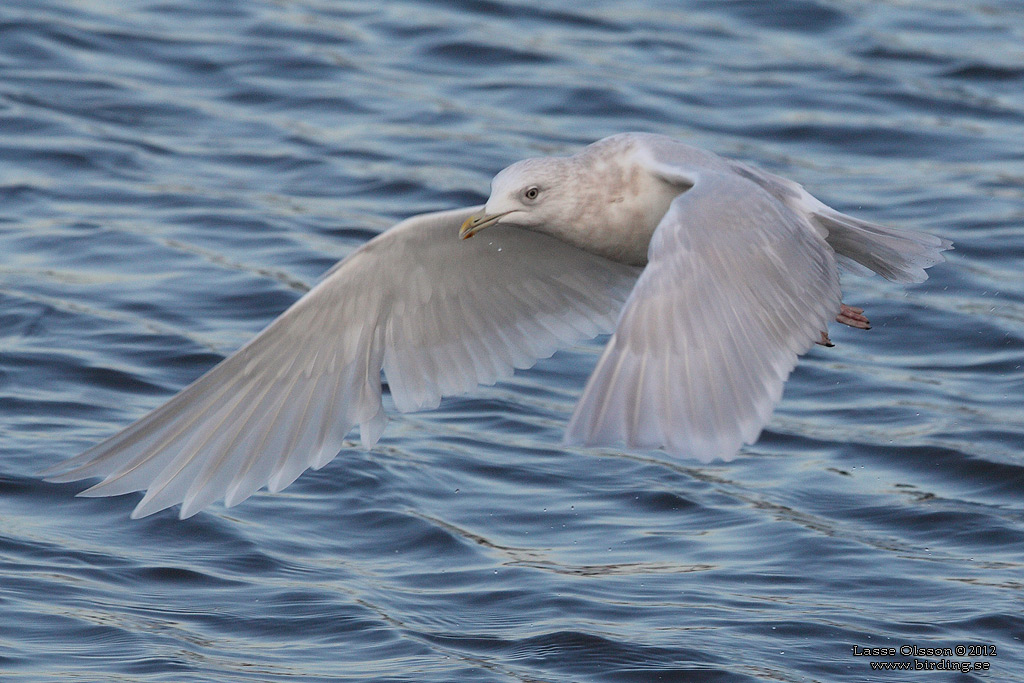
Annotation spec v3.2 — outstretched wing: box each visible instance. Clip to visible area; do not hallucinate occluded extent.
[565,167,841,461]
[46,207,640,518]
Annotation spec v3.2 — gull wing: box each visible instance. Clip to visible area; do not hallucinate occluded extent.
[46,207,640,518]
[565,168,842,460]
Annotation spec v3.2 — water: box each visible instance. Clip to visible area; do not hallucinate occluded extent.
[1,0,1022,680]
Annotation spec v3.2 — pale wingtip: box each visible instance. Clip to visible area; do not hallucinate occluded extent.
[359,408,388,449]
[222,484,249,509]
[129,505,152,520]
[41,470,79,484]
[63,481,158,519]
[177,502,204,520]
[130,502,167,520]
[177,490,208,519]
[129,489,179,519]
[76,481,115,498]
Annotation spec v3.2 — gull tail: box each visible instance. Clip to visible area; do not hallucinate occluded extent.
[813,209,952,284]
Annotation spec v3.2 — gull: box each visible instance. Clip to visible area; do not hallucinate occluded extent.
[44,133,951,518]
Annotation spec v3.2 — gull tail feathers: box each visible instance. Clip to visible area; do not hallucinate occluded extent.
[814,209,952,284]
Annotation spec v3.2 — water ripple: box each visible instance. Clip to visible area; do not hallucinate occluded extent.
[2,0,1023,681]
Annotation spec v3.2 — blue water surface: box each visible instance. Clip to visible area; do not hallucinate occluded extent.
[2,1,1023,681]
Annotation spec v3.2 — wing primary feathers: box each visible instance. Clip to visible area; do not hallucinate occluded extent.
[48,207,639,517]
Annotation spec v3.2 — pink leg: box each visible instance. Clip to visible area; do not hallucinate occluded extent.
[836,303,870,330]
[817,304,870,347]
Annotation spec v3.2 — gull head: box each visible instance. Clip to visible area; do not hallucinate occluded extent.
[460,157,577,239]
[460,136,687,265]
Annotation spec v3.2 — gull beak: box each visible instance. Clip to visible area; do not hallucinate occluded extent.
[459,210,511,239]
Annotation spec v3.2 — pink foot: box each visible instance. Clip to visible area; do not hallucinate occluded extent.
[836,303,870,330]
[817,304,871,347]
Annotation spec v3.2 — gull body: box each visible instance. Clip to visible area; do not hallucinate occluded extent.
[45,133,951,518]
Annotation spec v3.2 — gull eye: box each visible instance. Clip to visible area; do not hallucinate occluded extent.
[523,186,540,201]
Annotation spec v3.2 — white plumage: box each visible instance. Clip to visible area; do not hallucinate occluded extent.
[45,133,951,518]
